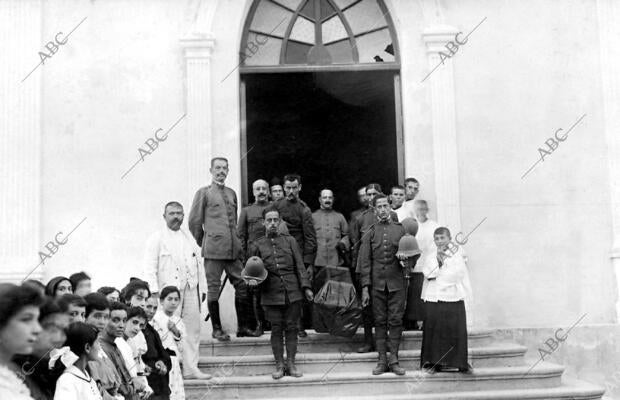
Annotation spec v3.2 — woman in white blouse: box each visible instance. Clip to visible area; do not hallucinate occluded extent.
[0,283,45,400]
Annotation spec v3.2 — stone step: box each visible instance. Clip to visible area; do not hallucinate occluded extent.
[200,328,494,357]
[184,363,565,399]
[198,342,527,376]
[240,378,605,400]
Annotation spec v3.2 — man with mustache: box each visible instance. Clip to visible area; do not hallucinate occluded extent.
[273,174,316,337]
[189,157,253,341]
[238,179,289,336]
[312,189,349,293]
[143,201,211,379]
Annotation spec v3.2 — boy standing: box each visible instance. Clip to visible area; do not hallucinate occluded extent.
[420,227,470,373]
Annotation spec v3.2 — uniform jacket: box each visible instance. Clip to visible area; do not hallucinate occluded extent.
[249,233,311,306]
[350,208,399,272]
[312,208,349,267]
[238,201,289,259]
[188,183,242,260]
[359,217,407,292]
[143,227,207,302]
[273,198,317,264]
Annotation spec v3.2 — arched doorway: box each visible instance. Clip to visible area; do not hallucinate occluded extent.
[239,0,403,218]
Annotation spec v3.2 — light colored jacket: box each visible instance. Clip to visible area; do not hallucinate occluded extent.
[143,227,207,304]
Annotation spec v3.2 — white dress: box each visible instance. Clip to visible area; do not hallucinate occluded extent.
[54,365,102,400]
[0,364,34,400]
[152,309,186,400]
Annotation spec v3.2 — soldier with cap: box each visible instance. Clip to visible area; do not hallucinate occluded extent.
[360,194,419,375]
[246,206,313,379]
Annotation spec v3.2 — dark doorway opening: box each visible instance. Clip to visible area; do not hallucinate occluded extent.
[243,70,401,219]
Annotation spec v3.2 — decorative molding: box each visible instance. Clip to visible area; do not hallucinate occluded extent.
[596,0,620,320]
[0,0,42,282]
[180,34,216,197]
[421,25,462,231]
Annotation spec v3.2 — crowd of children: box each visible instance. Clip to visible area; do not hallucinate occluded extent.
[0,272,195,400]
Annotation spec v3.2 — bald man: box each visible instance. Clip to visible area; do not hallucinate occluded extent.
[312,189,350,294]
[238,179,288,335]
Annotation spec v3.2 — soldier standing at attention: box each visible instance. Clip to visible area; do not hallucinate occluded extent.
[188,157,253,341]
[274,174,316,337]
[247,207,313,379]
[350,183,398,353]
[360,194,408,376]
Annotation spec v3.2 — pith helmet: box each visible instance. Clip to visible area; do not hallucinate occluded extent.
[241,256,268,283]
[396,234,421,258]
[401,218,419,236]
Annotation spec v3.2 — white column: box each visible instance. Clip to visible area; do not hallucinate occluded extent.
[421,26,462,231]
[180,34,216,196]
[597,0,620,321]
[0,0,42,283]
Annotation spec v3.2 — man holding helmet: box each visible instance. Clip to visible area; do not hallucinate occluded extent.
[245,207,313,380]
[360,194,420,376]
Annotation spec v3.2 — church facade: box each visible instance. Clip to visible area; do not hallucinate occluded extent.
[2,0,620,343]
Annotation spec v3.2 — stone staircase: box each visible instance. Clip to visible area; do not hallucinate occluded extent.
[185,328,605,400]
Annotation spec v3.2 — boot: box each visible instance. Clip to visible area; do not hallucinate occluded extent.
[271,332,285,380]
[235,297,256,337]
[388,326,405,375]
[388,353,406,376]
[297,320,308,338]
[286,329,302,377]
[208,301,230,341]
[357,322,375,353]
[253,320,264,337]
[372,353,389,375]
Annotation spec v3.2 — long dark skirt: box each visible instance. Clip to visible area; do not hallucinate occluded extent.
[420,300,469,369]
[404,273,425,322]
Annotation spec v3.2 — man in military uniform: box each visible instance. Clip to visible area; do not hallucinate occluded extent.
[274,173,316,337]
[350,183,398,352]
[248,207,313,379]
[312,189,349,293]
[349,186,368,224]
[360,194,408,375]
[238,179,289,335]
[188,157,253,341]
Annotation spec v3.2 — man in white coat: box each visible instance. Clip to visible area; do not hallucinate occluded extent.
[143,201,211,380]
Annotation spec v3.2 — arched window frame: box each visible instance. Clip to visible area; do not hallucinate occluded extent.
[239,0,400,73]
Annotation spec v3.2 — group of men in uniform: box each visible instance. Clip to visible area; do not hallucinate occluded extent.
[184,157,425,377]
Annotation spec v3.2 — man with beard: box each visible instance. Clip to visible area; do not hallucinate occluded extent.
[349,183,398,353]
[247,207,313,379]
[360,194,409,376]
[273,174,316,337]
[189,157,252,341]
[312,189,349,293]
[238,179,288,336]
[143,201,211,379]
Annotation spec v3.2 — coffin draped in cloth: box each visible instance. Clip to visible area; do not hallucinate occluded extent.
[312,266,362,337]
